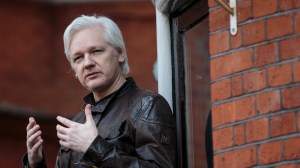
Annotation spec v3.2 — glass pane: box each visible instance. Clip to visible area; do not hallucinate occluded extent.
[184,17,210,168]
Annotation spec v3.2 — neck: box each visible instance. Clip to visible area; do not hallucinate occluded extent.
[93,75,126,102]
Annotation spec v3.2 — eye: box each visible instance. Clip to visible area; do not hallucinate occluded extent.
[73,55,83,63]
[92,49,103,55]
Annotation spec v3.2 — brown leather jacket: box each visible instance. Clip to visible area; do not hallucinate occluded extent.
[23,78,176,168]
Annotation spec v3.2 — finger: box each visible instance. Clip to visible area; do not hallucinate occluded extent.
[59,140,70,149]
[31,138,43,152]
[33,136,42,147]
[57,130,68,141]
[26,117,36,131]
[29,117,35,123]
[27,130,42,148]
[37,136,42,141]
[27,125,40,139]
[56,124,68,135]
[84,104,94,124]
[57,116,76,128]
[27,130,41,144]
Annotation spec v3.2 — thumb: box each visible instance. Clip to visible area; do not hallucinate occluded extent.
[85,104,94,124]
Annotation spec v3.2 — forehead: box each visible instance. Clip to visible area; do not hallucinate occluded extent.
[69,26,106,53]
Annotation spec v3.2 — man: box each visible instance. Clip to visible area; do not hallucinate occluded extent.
[24,15,176,167]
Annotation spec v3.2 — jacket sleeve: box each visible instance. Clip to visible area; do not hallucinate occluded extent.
[22,153,47,168]
[79,95,176,168]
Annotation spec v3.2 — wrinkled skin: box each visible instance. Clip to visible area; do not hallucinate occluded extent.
[56,104,98,153]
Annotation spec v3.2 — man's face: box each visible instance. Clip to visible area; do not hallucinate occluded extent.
[69,26,124,93]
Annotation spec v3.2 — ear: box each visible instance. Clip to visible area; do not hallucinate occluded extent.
[117,48,125,63]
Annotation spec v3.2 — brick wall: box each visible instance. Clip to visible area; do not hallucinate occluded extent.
[209,0,300,167]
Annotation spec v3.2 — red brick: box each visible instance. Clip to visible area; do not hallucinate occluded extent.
[258,141,282,165]
[253,0,278,18]
[294,0,300,7]
[212,103,234,127]
[271,112,296,137]
[268,63,292,87]
[256,90,281,114]
[298,111,300,131]
[214,146,256,168]
[208,0,219,8]
[295,11,300,33]
[280,0,294,10]
[273,163,296,168]
[231,75,243,97]
[243,70,267,93]
[294,61,300,82]
[210,31,230,55]
[254,43,278,67]
[237,0,252,22]
[211,49,253,80]
[211,79,231,102]
[267,14,293,39]
[209,8,230,32]
[242,20,266,46]
[282,85,300,109]
[230,30,242,49]
[246,118,269,143]
[284,136,300,160]
[233,124,245,146]
[212,96,255,127]
[213,127,233,151]
[280,36,300,60]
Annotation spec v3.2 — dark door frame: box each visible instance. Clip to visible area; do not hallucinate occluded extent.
[170,0,213,167]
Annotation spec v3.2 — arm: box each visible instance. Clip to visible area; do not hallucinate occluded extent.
[80,95,176,168]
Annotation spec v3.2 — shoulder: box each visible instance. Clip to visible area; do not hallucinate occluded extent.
[129,89,175,127]
[131,89,166,102]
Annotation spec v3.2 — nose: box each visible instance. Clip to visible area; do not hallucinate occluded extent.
[84,55,95,69]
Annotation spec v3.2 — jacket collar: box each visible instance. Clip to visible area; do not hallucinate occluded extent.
[83,77,137,113]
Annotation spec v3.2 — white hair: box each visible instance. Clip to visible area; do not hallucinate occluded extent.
[63,15,130,75]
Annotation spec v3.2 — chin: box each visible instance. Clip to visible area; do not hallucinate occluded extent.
[87,82,107,92]
[84,77,114,92]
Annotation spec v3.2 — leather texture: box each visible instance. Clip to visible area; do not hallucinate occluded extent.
[55,78,176,168]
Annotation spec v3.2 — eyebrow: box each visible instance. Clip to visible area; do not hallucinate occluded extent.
[71,46,99,57]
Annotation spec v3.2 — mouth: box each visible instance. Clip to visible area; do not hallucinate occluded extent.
[85,72,99,79]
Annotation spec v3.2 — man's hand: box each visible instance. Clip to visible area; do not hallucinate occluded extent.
[56,104,98,153]
[26,117,44,168]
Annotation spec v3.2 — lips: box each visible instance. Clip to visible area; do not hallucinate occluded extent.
[85,72,99,79]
